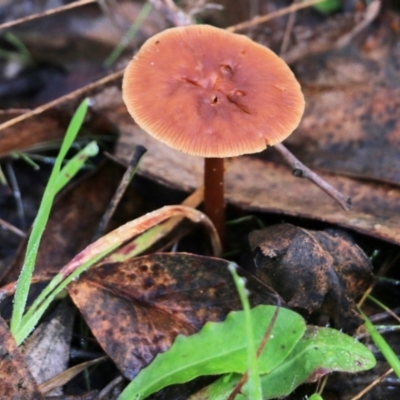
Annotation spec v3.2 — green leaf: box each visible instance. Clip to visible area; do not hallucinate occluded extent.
[194,326,376,400]
[119,305,305,400]
[309,394,324,400]
[312,0,341,13]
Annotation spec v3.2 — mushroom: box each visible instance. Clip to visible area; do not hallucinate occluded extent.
[122,24,305,242]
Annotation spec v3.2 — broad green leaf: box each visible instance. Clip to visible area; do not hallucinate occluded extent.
[194,326,376,400]
[119,305,305,400]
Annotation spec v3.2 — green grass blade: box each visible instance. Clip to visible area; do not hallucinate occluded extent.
[54,140,98,194]
[360,308,400,378]
[229,264,262,400]
[104,2,152,68]
[14,243,118,345]
[10,99,89,336]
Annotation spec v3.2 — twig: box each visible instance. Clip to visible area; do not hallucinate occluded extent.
[280,0,300,55]
[5,162,26,230]
[0,69,124,134]
[92,145,147,241]
[335,0,381,49]
[148,0,193,26]
[226,0,325,33]
[94,375,124,399]
[0,0,97,31]
[350,368,393,400]
[274,143,351,211]
[0,217,26,238]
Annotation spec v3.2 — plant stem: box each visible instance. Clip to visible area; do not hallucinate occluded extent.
[204,158,225,244]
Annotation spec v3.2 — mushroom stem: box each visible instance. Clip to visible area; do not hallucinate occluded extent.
[204,158,225,243]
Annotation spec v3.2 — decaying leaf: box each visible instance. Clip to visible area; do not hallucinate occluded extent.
[249,223,373,332]
[0,110,69,158]
[68,253,280,379]
[0,316,43,400]
[21,300,74,396]
[289,11,400,185]
[92,87,400,247]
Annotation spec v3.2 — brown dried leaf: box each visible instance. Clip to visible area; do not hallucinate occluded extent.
[0,110,68,158]
[249,223,373,332]
[21,300,74,396]
[0,316,43,400]
[67,252,279,379]
[288,11,400,185]
[93,88,400,246]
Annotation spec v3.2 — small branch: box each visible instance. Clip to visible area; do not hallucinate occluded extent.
[92,145,147,242]
[226,0,324,33]
[350,368,393,400]
[335,0,381,49]
[280,0,300,55]
[274,143,351,211]
[0,69,124,134]
[6,161,26,230]
[0,217,26,238]
[148,0,193,27]
[0,0,96,31]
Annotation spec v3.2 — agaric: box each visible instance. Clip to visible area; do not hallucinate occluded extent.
[122,25,305,242]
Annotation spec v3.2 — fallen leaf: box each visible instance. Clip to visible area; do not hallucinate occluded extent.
[68,253,280,379]
[249,223,373,332]
[21,300,74,396]
[39,357,106,395]
[92,87,400,246]
[288,11,400,185]
[0,110,69,158]
[0,315,43,400]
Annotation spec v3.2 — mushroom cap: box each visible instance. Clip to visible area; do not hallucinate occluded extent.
[122,25,305,158]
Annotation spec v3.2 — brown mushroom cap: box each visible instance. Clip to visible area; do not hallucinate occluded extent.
[122,25,305,158]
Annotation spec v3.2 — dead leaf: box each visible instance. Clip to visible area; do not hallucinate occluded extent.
[0,315,43,399]
[68,252,280,379]
[249,223,373,332]
[21,300,74,396]
[39,357,107,395]
[288,11,400,185]
[0,110,69,158]
[92,87,400,247]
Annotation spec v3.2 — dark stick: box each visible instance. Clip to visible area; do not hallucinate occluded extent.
[204,158,225,244]
[6,161,26,230]
[92,145,147,241]
[274,143,351,211]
